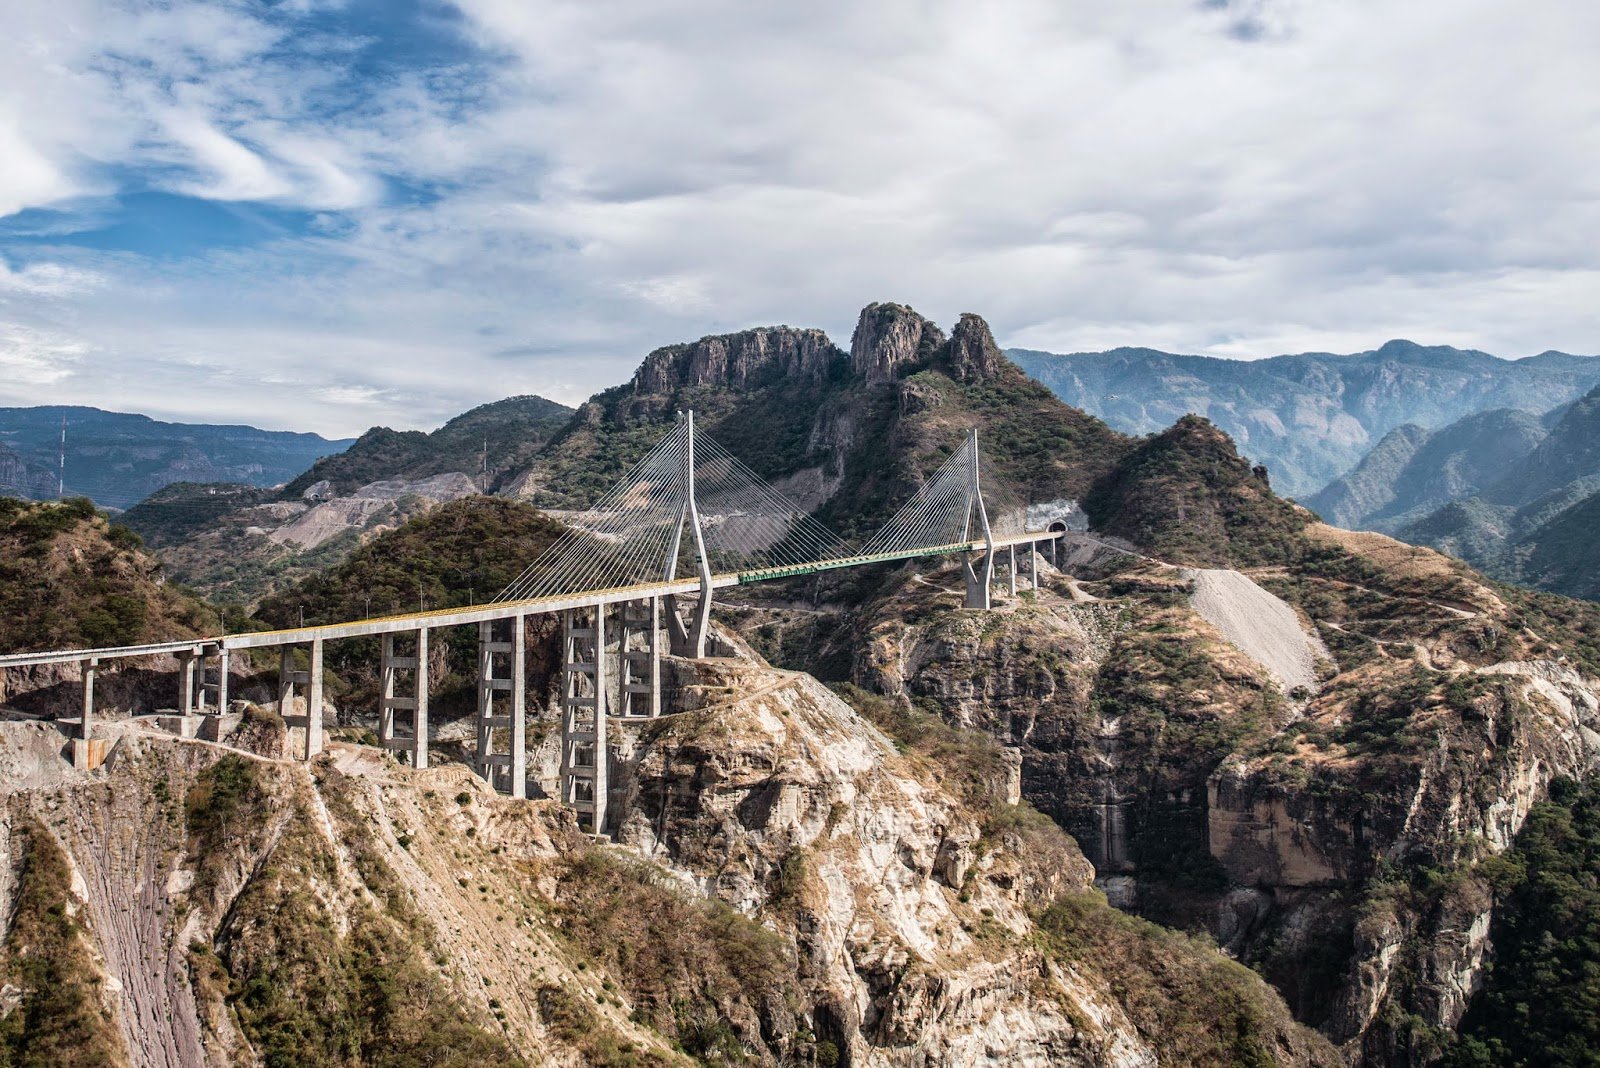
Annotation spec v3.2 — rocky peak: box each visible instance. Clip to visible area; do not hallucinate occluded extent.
[633,326,843,395]
[945,312,1006,383]
[849,302,946,384]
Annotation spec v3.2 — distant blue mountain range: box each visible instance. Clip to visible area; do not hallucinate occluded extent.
[0,406,354,510]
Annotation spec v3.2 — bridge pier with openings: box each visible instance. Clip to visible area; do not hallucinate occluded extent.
[560,607,608,833]
[476,616,526,797]
[379,630,427,768]
[278,639,325,759]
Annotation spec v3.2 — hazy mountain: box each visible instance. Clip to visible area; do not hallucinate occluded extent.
[0,441,57,500]
[0,406,354,510]
[119,394,574,605]
[1381,385,1600,600]
[1010,341,1600,497]
[1305,408,1547,530]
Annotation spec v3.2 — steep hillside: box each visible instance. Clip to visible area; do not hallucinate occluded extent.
[1306,408,1546,531]
[0,636,1337,1066]
[1082,414,1312,567]
[282,395,573,499]
[1444,776,1600,1067]
[1483,383,1600,506]
[117,482,274,549]
[829,516,1600,1064]
[0,406,352,510]
[1012,342,1600,498]
[0,441,57,500]
[0,497,216,653]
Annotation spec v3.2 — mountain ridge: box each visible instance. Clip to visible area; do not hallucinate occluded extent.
[0,405,355,511]
[1011,340,1600,497]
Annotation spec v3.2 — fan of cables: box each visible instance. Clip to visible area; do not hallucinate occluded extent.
[496,419,854,602]
[857,437,982,558]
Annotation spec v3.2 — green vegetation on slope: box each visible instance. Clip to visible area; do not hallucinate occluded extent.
[118,482,273,548]
[184,757,524,1068]
[1083,415,1313,567]
[0,496,217,651]
[255,496,564,625]
[0,819,129,1067]
[1037,891,1338,1067]
[548,850,809,1064]
[282,395,572,499]
[1445,776,1600,1068]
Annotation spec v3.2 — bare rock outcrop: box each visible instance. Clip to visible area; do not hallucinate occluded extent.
[850,302,946,384]
[268,471,478,549]
[945,313,1006,383]
[612,654,1146,1066]
[634,326,844,394]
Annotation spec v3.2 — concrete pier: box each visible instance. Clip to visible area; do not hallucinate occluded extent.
[379,630,427,767]
[561,607,608,834]
[476,617,525,797]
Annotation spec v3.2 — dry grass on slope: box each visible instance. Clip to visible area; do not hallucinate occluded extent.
[0,818,130,1068]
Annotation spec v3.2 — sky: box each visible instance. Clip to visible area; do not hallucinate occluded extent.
[1,0,1597,438]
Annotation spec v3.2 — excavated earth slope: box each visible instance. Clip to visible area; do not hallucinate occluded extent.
[1185,567,1331,694]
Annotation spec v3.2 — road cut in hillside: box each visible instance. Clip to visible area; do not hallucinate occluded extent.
[1185,568,1329,695]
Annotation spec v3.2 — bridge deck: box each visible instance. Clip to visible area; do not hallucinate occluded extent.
[0,532,1055,669]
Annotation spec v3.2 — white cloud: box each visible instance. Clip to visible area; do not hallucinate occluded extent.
[0,0,1598,436]
[0,323,87,386]
[0,260,103,297]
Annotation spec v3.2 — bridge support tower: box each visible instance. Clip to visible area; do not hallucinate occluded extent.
[278,639,325,759]
[476,616,526,797]
[379,630,427,767]
[560,607,608,833]
[960,428,997,610]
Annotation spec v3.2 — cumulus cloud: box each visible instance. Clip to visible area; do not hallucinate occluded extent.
[0,0,1596,435]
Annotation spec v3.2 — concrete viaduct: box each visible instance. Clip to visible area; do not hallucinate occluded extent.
[0,416,1060,834]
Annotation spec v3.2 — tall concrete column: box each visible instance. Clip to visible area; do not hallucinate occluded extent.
[560,608,608,834]
[305,638,324,759]
[178,651,196,715]
[379,631,427,767]
[278,647,297,717]
[195,649,210,715]
[80,657,97,740]
[510,613,526,798]
[1030,542,1040,591]
[215,647,230,713]
[1009,544,1018,596]
[413,628,428,769]
[961,428,995,610]
[379,633,397,744]
[618,599,660,718]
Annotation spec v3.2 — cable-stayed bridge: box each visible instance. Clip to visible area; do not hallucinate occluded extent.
[0,413,1059,832]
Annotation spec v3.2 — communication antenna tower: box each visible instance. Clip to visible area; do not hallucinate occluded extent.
[57,415,66,499]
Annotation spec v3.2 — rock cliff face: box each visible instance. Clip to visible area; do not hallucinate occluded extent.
[849,303,947,384]
[634,326,845,394]
[0,631,1338,1067]
[836,517,1600,1065]
[512,303,1130,535]
[613,654,1112,1064]
[945,313,1005,384]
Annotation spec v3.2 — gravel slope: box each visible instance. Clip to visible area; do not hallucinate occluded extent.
[1185,568,1329,694]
